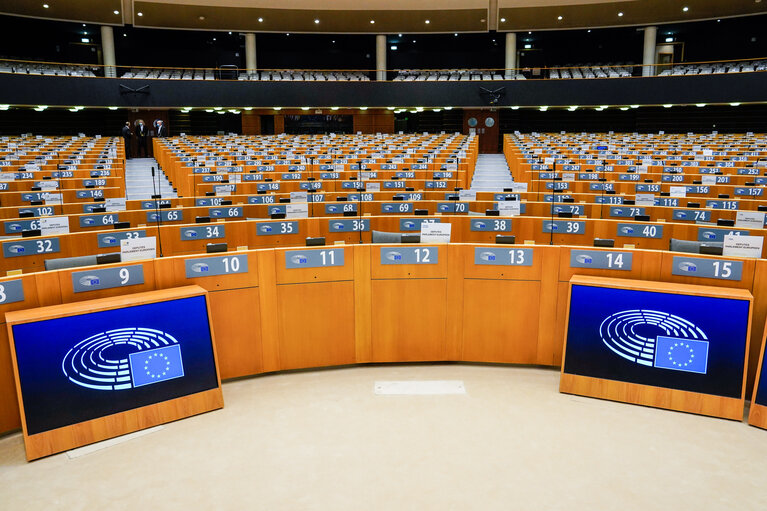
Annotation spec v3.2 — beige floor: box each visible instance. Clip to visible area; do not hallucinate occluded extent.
[1,364,767,510]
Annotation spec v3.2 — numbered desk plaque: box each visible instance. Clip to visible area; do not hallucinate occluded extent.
[328,219,369,232]
[181,225,226,241]
[671,256,743,281]
[561,275,752,420]
[570,250,632,271]
[542,220,585,234]
[256,221,298,235]
[185,255,247,277]
[380,246,438,265]
[470,218,511,232]
[3,238,60,258]
[285,248,345,268]
[6,286,222,460]
[71,266,144,293]
[474,247,533,266]
[0,279,24,305]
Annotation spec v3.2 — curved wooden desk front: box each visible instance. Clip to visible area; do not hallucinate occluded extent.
[1,243,766,435]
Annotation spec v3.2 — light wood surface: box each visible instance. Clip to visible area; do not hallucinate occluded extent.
[2,244,767,437]
[6,285,224,460]
[748,314,767,430]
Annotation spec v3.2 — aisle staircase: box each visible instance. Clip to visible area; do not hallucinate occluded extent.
[125,158,177,200]
[470,154,514,192]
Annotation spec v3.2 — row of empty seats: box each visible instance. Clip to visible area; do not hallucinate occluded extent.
[548,63,633,79]
[657,59,767,76]
[393,69,525,81]
[0,60,97,77]
[238,70,370,81]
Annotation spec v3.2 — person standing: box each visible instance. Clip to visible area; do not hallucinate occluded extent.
[155,119,167,138]
[136,120,149,157]
[121,121,132,159]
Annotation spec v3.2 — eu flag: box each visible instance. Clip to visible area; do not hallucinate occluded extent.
[129,344,185,388]
[653,336,709,374]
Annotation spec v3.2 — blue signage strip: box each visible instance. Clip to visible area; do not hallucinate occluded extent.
[570,250,633,271]
[256,221,298,235]
[671,256,743,281]
[97,230,146,248]
[474,247,533,266]
[380,246,438,265]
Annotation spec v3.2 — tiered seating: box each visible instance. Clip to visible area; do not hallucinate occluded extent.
[119,68,371,81]
[657,59,767,76]
[393,69,523,81]
[548,63,634,79]
[0,60,97,77]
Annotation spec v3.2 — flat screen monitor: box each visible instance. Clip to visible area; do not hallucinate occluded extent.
[561,276,751,419]
[7,286,222,459]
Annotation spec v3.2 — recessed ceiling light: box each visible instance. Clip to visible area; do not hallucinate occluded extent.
[620,107,629,111]
[137,12,143,17]
[683,6,689,11]
[82,23,86,26]
[454,33,458,36]
[43,3,49,8]
[123,33,126,37]
[332,40,335,43]
[199,15,205,20]
[258,17,263,22]
[444,106,453,110]
[398,33,402,37]
[696,103,706,107]
[500,18,506,22]
[205,109,214,112]
[588,29,592,33]
[510,106,519,110]
[663,104,673,108]
[113,10,119,15]
[528,31,532,34]
[360,107,368,110]
[524,44,532,49]
[331,107,339,110]
[108,106,118,110]
[412,40,416,43]
[618,12,624,17]
[212,37,216,41]
[370,20,375,24]
[214,107,222,110]
[666,37,674,42]
[630,105,639,108]
[730,102,741,106]
[425,20,430,24]
[273,107,282,110]
[558,16,563,20]
[314,19,320,24]
[301,107,310,110]
[387,106,395,110]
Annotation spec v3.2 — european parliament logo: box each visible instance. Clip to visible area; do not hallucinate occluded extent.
[599,310,709,374]
[62,328,185,391]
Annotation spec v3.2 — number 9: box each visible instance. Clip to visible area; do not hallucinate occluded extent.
[119,268,130,284]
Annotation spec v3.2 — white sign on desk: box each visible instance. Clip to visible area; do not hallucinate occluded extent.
[290,191,308,203]
[459,190,476,201]
[669,186,687,198]
[562,172,576,181]
[498,201,521,216]
[635,194,655,206]
[44,193,63,205]
[735,211,766,230]
[286,203,309,219]
[105,198,126,212]
[121,236,157,262]
[366,182,380,192]
[702,175,717,185]
[39,216,69,236]
[509,182,528,193]
[723,234,763,258]
[420,222,451,244]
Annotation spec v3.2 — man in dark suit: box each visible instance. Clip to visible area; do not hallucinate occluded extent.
[155,120,167,138]
[136,120,149,157]
[121,122,132,159]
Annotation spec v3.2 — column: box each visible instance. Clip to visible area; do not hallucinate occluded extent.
[101,25,116,78]
[376,34,386,81]
[505,32,517,79]
[642,26,657,77]
[245,33,257,74]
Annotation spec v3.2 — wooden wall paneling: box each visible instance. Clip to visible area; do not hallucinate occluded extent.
[445,244,466,361]
[256,249,281,372]
[353,244,373,363]
[748,308,767,430]
[241,112,261,135]
[276,280,357,370]
[536,245,562,366]
[370,278,448,362]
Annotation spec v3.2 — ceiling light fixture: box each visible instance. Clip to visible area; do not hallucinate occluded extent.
[137,12,143,17]
[618,12,624,17]
[258,17,263,22]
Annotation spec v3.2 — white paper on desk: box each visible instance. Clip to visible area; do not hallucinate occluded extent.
[735,211,766,230]
[723,235,763,258]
